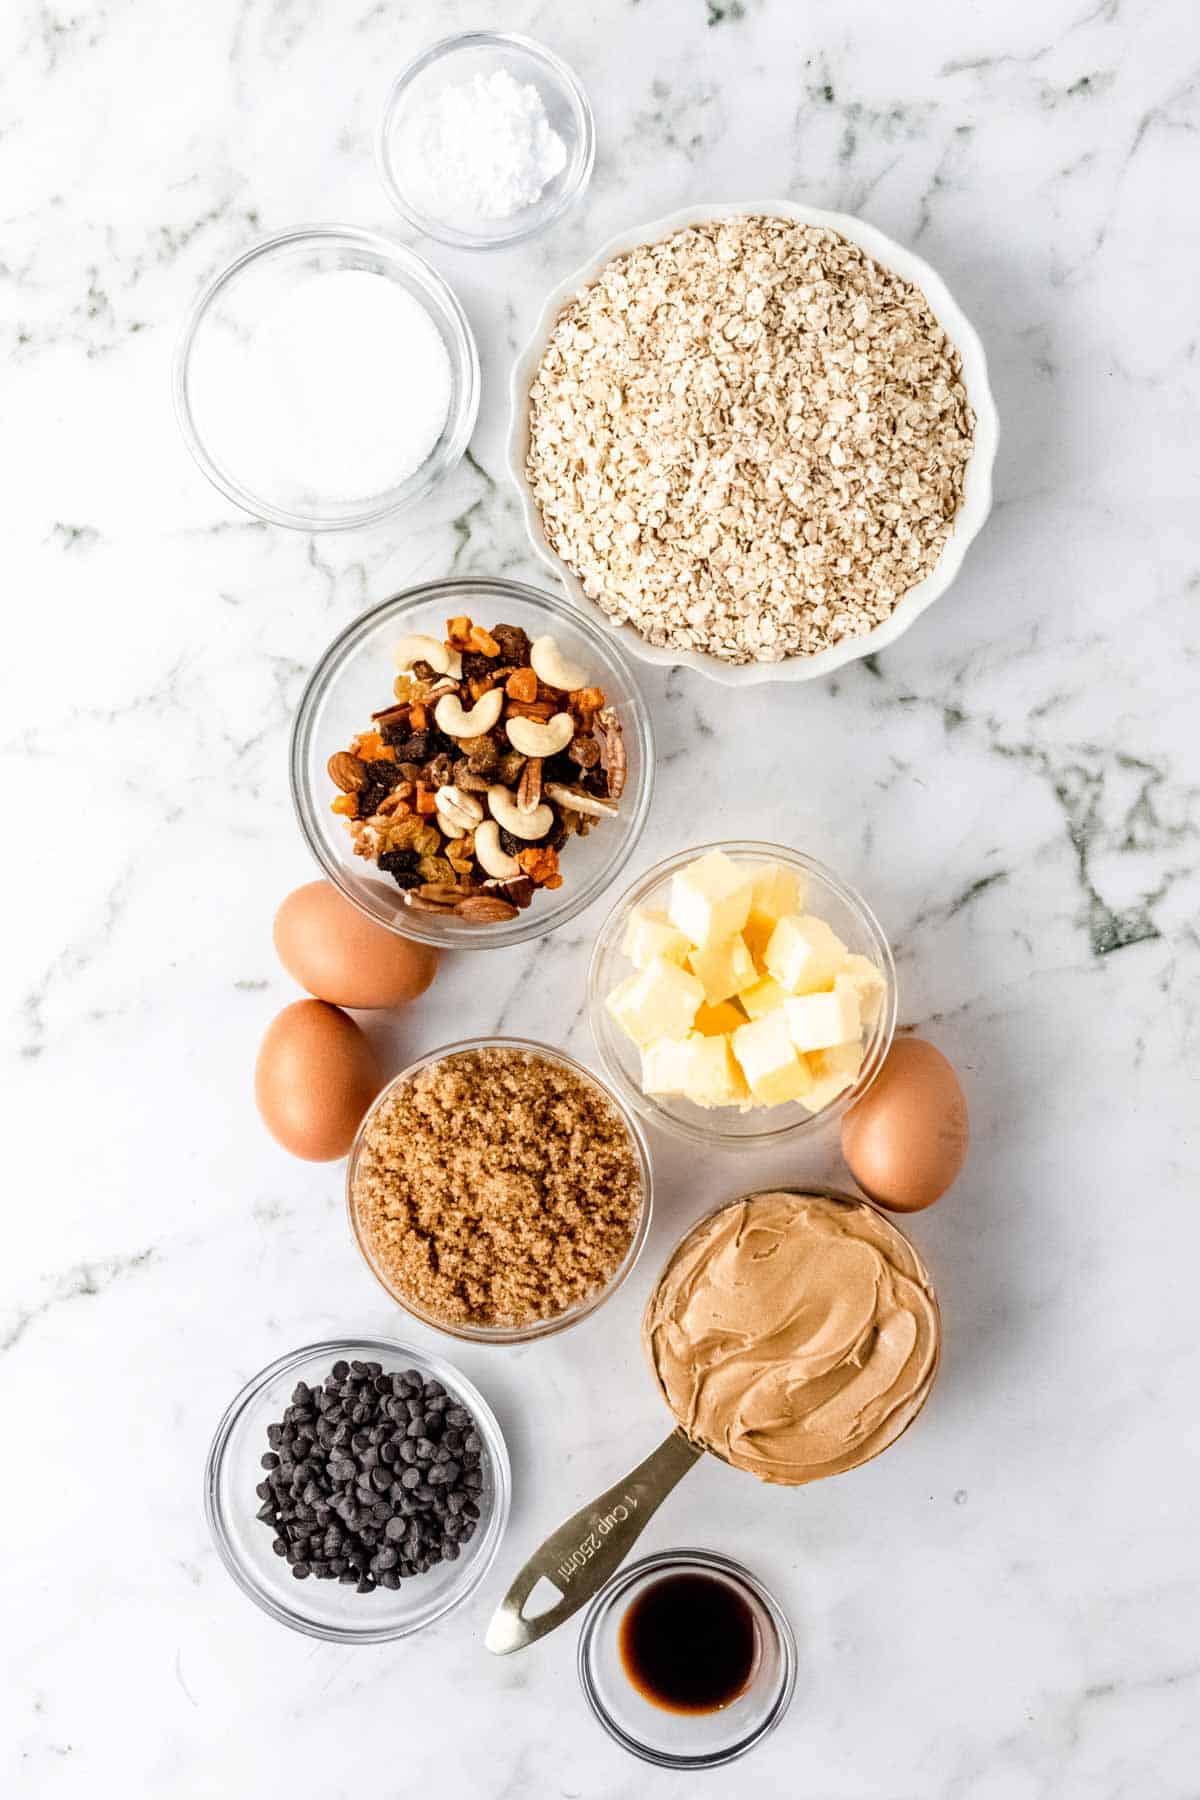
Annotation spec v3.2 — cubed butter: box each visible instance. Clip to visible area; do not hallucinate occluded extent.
[679,1033,750,1109]
[687,933,758,1005]
[837,956,886,1026]
[744,863,806,963]
[694,998,748,1036]
[799,1040,864,1114]
[732,1011,814,1106]
[738,975,789,1020]
[764,913,848,995]
[605,957,704,1047]
[667,850,753,949]
[641,1037,694,1096]
[784,986,862,1053]
[620,907,691,970]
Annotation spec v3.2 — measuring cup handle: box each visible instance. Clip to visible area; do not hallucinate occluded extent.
[485,1427,703,1654]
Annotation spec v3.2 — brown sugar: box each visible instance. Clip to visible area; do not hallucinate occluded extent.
[350,1047,645,1329]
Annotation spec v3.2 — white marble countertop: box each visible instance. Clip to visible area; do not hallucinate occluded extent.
[6,0,1199,1794]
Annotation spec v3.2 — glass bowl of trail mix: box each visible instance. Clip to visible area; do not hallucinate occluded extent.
[204,1337,511,1642]
[290,578,654,947]
[347,1038,653,1343]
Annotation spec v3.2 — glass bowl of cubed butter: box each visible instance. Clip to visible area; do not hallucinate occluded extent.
[588,842,897,1146]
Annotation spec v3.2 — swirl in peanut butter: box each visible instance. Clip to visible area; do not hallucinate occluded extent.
[643,1191,940,1485]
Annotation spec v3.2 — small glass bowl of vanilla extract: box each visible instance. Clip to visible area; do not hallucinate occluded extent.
[577,1549,796,1769]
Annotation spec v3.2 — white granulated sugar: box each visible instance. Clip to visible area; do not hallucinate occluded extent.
[197,268,451,503]
[404,68,567,223]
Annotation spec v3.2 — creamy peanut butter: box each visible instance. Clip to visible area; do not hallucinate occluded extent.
[643,1191,940,1485]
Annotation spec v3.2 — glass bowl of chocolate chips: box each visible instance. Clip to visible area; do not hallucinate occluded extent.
[290,577,655,947]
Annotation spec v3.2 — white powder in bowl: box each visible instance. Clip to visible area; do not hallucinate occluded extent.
[402,68,567,224]
[194,268,452,505]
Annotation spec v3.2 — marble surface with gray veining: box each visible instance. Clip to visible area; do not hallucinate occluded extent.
[4,0,1198,1794]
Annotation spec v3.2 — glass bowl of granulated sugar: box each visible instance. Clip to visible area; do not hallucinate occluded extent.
[174,225,480,530]
[378,32,595,250]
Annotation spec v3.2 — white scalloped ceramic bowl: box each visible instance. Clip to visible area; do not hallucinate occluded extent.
[506,201,998,689]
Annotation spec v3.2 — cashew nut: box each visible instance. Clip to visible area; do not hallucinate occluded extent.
[487,784,553,842]
[474,819,523,879]
[529,634,589,693]
[393,634,463,679]
[505,712,574,758]
[435,688,504,739]
[434,785,485,837]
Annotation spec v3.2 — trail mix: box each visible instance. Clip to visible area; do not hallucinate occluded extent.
[328,616,627,922]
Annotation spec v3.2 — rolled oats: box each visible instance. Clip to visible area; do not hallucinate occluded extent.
[526,215,975,666]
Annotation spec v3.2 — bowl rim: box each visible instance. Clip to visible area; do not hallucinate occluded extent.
[289,574,656,950]
[345,1035,655,1343]
[173,223,481,531]
[576,1546,798,1769]
[506,198,999,686]
[203,1335,512,1643]
[587,840,897,1147]
[376,30,596,250]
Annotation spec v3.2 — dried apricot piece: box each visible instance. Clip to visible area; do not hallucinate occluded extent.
[331,794,358,817]
[505,666,538,704]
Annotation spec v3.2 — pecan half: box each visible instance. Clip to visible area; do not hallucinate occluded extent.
[517,757,543,815]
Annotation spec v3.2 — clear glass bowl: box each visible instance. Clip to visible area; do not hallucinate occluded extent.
[174,225,480,530]
[290,577,655,949]
[204,1337,511,1643]
[346,1037,653,1344]
[578,1549,797,1769]
[588,841,897,1147]
[378,32,595,250]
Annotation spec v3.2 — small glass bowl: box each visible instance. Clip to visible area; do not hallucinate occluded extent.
[174,225,480,530]
[378,32,595,249]
[204,1337,511,1643]
[578,1549,797,1769]
[346,1037,654,1344]
[588,841,897,1147]
[290,577,654,950]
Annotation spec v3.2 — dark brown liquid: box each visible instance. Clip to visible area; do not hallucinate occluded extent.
[618,1573,758,1714]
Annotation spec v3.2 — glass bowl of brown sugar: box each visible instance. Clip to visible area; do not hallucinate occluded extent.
[346,1037,653,1344]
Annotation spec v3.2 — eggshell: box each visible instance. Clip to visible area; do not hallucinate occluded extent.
[841,1037,968,1212]
[254,1000,382,1162]
[273,881,439,1009]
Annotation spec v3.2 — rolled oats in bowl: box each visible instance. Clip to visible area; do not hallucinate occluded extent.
[525,213,976,667]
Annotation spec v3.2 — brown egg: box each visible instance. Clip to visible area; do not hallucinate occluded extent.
[841,1037,968,1212]
[273,880,439,1010]
[254,1000,382,1162]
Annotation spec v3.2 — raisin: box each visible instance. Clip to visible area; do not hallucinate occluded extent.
[540,751,575,787]
[410,660,437,681]
[458,650,494,683]
[498,826,525,858]
[394,732,432,762]
[378,850,422,889]
[491,623,531,664]
[544,808,569,852]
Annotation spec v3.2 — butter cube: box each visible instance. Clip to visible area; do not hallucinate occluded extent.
[621,907,691,970]
[837,956,886,1027]
[606,957,704,1047]
[764,914,848,995]
[744,863,806,963]
[641,1037,694,1096]
[732,1011,814,1106]
[694,999,748,1037]
[667,850,753,949]
[799,1040,864,1114]
[784,986,862,1053]
[738,975,788,1020]
[679,1034,750,1109]
[688,933,758,1005]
